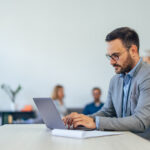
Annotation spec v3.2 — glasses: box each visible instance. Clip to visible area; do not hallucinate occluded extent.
[106,50,127,61]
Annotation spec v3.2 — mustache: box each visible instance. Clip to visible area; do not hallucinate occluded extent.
[113,64,121,67]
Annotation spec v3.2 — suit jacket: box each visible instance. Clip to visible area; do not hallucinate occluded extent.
[90,60,150,139]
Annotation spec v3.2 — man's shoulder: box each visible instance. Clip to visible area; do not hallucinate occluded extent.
[101,102,104,105]
[139,62,150,74]
[136,62,150,81]
[85,102,95,107]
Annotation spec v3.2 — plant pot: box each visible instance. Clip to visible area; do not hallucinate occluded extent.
[10,102,16,111]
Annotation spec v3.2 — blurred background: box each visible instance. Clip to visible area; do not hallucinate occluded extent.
[0,0,150,124]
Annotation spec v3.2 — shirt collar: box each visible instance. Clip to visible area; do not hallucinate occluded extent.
[120,58,142,78]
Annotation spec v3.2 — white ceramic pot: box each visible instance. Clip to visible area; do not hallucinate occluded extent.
[10,102,16,111]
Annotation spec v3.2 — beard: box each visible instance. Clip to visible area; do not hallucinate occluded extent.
[113,54,134,74]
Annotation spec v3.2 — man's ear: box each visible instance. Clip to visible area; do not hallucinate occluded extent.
[129,45,138,57]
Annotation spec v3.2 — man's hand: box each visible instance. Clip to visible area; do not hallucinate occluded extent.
[62,112,96,129]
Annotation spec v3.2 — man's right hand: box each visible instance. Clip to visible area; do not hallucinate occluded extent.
[62,112,78,129]
[62,112,96,129]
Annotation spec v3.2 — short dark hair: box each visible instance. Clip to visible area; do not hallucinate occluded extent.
[105,27,139,53]
[92,87,101,94]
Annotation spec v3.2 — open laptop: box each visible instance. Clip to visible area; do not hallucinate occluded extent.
[33,98,92,130]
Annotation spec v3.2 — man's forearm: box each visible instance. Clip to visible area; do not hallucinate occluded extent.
[95,115,147,132]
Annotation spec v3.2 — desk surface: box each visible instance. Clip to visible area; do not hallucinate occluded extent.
[0,124,150,150]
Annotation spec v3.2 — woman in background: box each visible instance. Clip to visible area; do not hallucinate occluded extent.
[25,85,67,124]
[51,85,68,117]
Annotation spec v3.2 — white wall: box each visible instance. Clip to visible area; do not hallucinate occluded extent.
[0,0,150,109]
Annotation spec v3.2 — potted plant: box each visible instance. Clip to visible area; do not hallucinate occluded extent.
[1,84,22,111]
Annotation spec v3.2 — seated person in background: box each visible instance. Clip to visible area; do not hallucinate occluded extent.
[143,50,150,64]
[51,85,68,117]
[82,87,104,115]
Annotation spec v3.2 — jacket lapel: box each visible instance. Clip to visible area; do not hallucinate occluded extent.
[126,60,143,116]
[117,77,124,117]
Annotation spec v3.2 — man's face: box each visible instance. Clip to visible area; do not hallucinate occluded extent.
[93,89,101,101]
[106,39,134,74]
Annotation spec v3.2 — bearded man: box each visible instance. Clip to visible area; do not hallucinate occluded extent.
[63,27,150,140]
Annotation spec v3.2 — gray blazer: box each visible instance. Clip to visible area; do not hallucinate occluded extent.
[90,60,150,139]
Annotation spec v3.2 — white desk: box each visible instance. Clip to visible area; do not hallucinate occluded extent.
[0,124,150,150]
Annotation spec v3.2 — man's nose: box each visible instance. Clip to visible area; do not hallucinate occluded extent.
[110,58,116,65]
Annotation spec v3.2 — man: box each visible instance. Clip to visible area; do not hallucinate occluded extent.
[63,27,150,139]
[143,50,150,64]
[82,87,104,115]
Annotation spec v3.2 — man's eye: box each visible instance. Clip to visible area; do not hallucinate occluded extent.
[112,54,118,58]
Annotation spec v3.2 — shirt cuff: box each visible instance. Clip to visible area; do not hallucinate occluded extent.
[95,116,100,130]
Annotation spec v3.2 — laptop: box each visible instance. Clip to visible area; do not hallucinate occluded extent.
[33,98,92,130]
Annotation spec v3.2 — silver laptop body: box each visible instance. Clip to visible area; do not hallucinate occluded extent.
[33,98,66,129]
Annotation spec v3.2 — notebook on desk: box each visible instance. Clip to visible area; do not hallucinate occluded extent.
[52,129,122,139]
